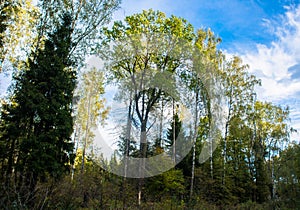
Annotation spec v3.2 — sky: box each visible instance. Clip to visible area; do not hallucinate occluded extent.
[107,0,300,141]
[1,0,300,141]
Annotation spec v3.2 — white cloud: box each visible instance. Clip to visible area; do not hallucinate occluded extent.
[240,5,300,138]
[241,5,300,101]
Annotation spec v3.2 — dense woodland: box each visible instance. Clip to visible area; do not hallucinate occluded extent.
[0,1,300,209]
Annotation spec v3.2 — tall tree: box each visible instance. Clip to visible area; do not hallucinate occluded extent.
[186,28,223,199]
[275,143,300,208]
[0,13,76,206]
[73,67,109,174]
[105,9,194,205]
[252,101,291,203]
[220,56,260,186]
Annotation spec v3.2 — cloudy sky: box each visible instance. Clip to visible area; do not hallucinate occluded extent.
[1,0,299,140]
[107,0,300,140]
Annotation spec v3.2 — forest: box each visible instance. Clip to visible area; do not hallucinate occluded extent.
[0,1,300,209]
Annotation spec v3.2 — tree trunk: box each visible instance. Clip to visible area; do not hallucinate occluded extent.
[81,93,91,174]
[138,120,147,206]
[122,92,133,209]
[71,125,80,181]
[223,88,233,185]
[190,91,199,199]
[124,92,133,177]
[159,100,164,148]
[172,99,176,163]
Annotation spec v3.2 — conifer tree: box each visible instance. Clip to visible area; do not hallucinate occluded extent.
[166,113,182,162]
[0,13,76,205]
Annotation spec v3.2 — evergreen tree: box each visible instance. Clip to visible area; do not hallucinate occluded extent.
[165,113,182,161]
[0,13,76,205]
[166,114,182,147]
[275,143,300,208]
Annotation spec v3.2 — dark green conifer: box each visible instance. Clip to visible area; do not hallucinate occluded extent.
[0,13,76,197]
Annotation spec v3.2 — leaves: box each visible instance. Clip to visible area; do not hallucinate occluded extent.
[0,7,297,210]
[0,0,39,71]
[0,14,76,205]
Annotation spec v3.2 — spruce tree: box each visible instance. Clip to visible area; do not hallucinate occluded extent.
[0,13,76,201]
[165,113,182,152]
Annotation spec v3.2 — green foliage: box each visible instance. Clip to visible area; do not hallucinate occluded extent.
[0,0,38,71]
[274,143,300,208]
[165,113,182,149]
[146,169,185,200]
[104,9,195,204]
[0,7,298,210]
[0,13,76,207]
[38,0,121,65]
[73,67,109,172]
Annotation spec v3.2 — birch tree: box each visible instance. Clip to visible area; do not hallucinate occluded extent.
[73,67,109,174]
[0,0,38,72]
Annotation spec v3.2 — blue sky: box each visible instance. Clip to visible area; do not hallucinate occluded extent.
[111,0,300,140]
[114,0,296,50]
[1,0,300,140]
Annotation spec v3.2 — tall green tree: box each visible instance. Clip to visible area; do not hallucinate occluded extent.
[184,28,223,199]
[166,112,182,162]
[213,56,261,204]
[105,9,194,205]
[73,67,109,174]
[275,143,300,208]
[0,13,76,206]
[220,56,260,186]
[251,101,291,203]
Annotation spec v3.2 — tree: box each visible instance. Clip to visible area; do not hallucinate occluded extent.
[166,112,182,162]
[104,9,194,205]
[0,0,38,72]
[0,13,76,207]
[73,67,109,174]
[220,56,260,186]
[251,101,291,203]
[36,0,120,65]
[275,143,300,208]
[184,28,223,199]
[210,56,261,204]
